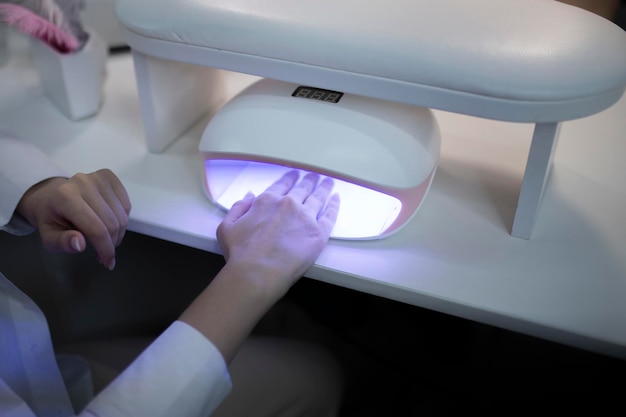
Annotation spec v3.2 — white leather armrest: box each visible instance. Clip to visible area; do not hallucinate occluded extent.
[115,0,626,122]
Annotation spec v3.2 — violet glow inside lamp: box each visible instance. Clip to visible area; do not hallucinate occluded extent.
[199,78,441,240]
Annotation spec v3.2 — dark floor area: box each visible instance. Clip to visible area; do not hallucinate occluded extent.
[287,279,626,416]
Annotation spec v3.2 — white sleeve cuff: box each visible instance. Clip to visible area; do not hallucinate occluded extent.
[85,321,232,417]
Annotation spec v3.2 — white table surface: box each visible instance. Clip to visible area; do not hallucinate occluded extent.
[2,34,625,359]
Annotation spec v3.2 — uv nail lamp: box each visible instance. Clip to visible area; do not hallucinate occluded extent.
[199,78,441,240]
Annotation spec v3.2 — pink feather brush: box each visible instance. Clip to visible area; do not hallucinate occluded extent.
[32,0,72,32]
[0,3,79,53]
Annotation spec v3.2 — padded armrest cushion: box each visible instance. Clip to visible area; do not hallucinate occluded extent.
[115,0,626,120]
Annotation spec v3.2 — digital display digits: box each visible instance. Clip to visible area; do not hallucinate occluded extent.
[292,86,343,103]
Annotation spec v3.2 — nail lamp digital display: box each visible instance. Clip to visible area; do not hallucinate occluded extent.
[199,78,441,240]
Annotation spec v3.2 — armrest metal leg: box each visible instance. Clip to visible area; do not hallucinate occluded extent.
[511,122,561,239]
[131,51,227,153]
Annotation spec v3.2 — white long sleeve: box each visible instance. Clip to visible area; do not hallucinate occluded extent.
[0,272,232,417]
[84,321,232,417]
[0,274,76,417]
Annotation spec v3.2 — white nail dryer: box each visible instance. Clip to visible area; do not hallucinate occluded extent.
[199,78,441,240]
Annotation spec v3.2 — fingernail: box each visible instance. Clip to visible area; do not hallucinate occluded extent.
[71,236,82,252]
[107,258,116,271]
[244,191,255,199]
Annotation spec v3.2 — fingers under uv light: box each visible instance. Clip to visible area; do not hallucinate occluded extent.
[288,172,321,203]
[223,192,255,224]
[317,193,340,233]
[302,176,334,215]
[263,170,300,196]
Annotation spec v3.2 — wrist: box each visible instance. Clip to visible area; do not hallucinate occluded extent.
[218,261,286,307]
[17,177,66,227]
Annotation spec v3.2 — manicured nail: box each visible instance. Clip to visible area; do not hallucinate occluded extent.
[71,236,82,252]
[107,258,116,271]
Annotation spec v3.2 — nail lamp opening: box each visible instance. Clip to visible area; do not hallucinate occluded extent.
[199,78,441,240]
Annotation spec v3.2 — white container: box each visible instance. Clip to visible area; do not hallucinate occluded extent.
[30,30,107,120]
